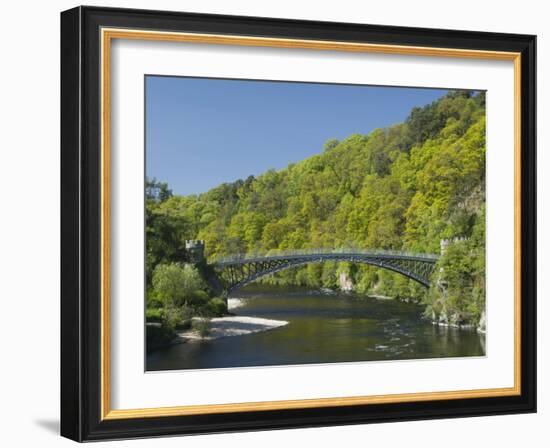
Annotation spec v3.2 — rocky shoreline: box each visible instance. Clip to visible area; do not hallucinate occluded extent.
[431,310,486,334]
[336,271,486,334]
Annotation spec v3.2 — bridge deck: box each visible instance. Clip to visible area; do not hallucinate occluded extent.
[213,248,439,266]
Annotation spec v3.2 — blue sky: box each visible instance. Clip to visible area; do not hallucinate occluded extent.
[146,76,449,195]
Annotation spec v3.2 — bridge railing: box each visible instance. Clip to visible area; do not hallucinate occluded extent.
[211,247,439,264]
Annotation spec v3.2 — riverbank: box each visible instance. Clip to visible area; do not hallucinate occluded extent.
[147,285,486,371]
[431,310,486,334]
[178,315,288,341]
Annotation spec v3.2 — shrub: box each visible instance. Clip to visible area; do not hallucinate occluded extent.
[161,306,192,331]
[204,297,227,317]
[146,323,176,349]
[187,289,210,307]
[146,289,163,309]
[192,318,210,338]
[145,308,162,323]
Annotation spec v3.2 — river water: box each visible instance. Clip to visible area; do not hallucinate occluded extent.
[146,285,485,371]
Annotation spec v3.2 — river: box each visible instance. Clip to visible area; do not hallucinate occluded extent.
[146,285,485,371]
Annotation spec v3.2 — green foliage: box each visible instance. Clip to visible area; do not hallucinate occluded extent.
[424,208,486,325]
[146,323,177,349]
[148,263,224,344]
[204,298,228,317]
[160,305,193,331]
[146,177,172,201]
[192,318,211,338]
[146,91,486,327]
[145,308,162,323]
[152,263,205,308]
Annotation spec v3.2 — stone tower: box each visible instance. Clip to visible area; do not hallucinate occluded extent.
[185,240,205,264]
[440,236,468,255]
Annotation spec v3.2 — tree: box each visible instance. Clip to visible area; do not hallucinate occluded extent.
[146,177,172,202]
[152,263,205,308]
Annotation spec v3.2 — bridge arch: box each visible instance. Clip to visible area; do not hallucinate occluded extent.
[212,250,438,295]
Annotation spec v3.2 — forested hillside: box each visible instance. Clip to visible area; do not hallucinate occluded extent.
[146,91,486,328]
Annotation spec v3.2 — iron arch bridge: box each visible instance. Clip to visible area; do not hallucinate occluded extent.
[212,248,439,295]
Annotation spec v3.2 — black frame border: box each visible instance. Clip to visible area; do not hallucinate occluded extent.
[61,6,536,442]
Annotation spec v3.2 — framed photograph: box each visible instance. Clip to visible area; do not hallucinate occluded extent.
[60,6,536,441]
